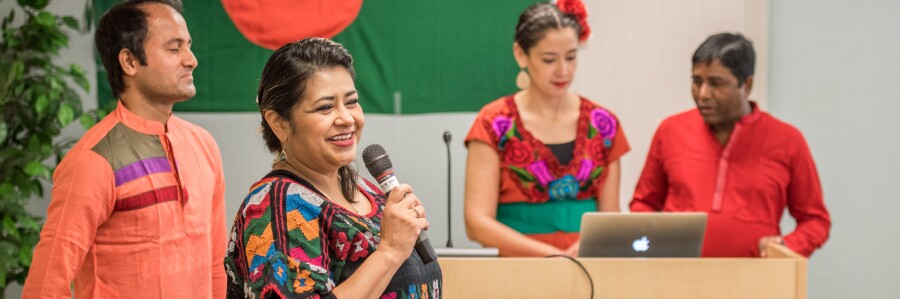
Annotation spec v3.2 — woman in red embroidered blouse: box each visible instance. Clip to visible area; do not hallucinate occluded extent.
[464,1,629,257]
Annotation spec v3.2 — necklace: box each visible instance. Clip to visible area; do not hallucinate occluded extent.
[280,161,362,215]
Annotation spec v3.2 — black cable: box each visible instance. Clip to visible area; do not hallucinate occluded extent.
[545,255,594,299]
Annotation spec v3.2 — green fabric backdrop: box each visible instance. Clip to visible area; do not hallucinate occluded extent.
[94,0,539,113]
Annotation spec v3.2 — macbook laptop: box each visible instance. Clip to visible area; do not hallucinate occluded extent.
[578,212,707,258]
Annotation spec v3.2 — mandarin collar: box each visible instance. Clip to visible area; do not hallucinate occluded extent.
[735,101,762,126]
[114,100,170,135]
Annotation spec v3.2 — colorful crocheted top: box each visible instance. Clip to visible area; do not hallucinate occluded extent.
[224,170,442,298]
[465,95,630,250]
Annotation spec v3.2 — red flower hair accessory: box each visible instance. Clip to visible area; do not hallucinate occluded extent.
[556,0,590,42]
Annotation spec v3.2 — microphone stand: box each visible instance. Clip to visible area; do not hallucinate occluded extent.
[443,131,453,248]
[433,133,500,258]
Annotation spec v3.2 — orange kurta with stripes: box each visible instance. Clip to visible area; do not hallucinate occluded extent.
[22,101,227,298]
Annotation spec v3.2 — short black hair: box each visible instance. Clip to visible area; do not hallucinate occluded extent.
[95,0,184,98]
[692,33,755,86]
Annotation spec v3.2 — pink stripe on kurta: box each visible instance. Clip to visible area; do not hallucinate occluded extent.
[116,172,178,199]
[114,157,171,186]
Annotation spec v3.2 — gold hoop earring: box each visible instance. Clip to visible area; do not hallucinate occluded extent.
[516,67,530,90]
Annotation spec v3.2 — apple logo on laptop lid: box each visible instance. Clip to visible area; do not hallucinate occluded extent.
[632,236,650,252]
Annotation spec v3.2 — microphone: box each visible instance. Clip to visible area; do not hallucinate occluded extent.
[442,131,453,248]
[362,144,438,264]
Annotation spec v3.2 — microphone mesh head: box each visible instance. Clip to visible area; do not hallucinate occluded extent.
[362,144,392,176]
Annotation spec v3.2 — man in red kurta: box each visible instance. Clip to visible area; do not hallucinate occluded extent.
[630,33,830,257]
[22,1,226,297]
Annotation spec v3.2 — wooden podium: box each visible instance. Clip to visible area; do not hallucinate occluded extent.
[437,244,806,298]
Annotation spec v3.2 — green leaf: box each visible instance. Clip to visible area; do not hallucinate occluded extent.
[33,179,45,197]
[0,264,6,289]
[19,245,33,267]
[35,94,49,117]
[504,121,517,140]
[69,63,85,77]
[50,75,63,92]
[19,0,50,10]
[24,161,49,178]
[590,166,605,180]
[73,73,89,91]
[80,113,96,129]
[83,1,93,31]
[52,31,69,50]
[14,82,25,96]
[588,126,598,139]
[509,165,536,182]
[58,103,75,126]
[29,135,42,151]
[2,215,18,239]
[20,215,40,231]
[0,183,14,199]
[35,11,55,28]
[15,172,34,198]
[62,16,79,30]
[0,120,7,142]
[25,84,36,99]
[41,142,52,156]
[11,60,25,79]
[35,0,50,10]
[7,35,21,47]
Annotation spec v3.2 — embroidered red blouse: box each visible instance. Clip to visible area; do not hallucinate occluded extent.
[466,95,630,249]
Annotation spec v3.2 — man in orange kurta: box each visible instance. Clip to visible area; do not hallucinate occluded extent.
[22,1,226,297]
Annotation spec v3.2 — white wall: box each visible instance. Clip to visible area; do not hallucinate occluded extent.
[7,0,897,298]
[770,0,900,298]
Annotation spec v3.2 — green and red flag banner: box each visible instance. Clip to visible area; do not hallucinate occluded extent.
[221,0,363,50]
[94,0,539,114]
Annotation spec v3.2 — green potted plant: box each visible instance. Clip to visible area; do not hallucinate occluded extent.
[0,0,94,296]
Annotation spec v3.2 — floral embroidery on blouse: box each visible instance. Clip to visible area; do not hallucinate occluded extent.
[483,97,620,202]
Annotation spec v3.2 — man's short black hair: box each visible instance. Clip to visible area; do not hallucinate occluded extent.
[94,0,184,98]
[692,33,755,86]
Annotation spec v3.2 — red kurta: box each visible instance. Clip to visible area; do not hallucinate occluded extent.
[631,103,830,257]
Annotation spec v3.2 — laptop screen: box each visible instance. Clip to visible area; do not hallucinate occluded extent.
[578,212,707,258]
